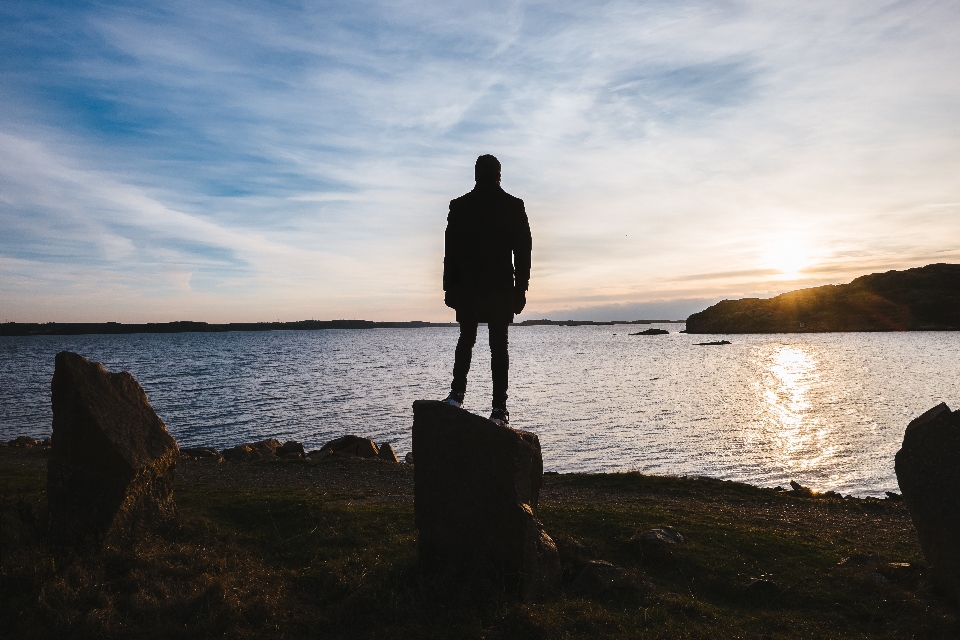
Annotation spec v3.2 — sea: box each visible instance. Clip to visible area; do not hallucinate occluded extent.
[2,325,959,497]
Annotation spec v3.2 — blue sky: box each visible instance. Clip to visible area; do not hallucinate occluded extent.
[2,0,959,322]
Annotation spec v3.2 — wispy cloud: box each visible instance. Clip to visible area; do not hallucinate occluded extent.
[1,0,959,321]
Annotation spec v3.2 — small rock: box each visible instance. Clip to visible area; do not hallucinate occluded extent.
[320,435,379,458]
[569,560,627,595]
[41,437,52,447]
[180,447,223,462]
[377,442,399,463]
[868,572,890,584]
[277,440,305,457]
[404,452,414,464]
[0,440,6,447]
[181,446,220,458]
[630,328,668,335]
[223,444,255,461]
[10,436,39,447]
[306,448,333,460]
[223,438,293,461]
[878,562,915,582]
[636,526,685,547]
[789,480,814,496]
[251,438,282,454]
[885,491,902,501]
[745,578,780,599]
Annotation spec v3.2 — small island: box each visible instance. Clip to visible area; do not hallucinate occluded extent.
[685,263,960,333]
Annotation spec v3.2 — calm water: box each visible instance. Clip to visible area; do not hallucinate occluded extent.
[2,326,958,497]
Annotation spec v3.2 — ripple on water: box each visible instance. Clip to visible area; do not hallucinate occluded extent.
[1,327,959,497]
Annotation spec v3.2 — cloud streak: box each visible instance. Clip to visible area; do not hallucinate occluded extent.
[1,0,959,321]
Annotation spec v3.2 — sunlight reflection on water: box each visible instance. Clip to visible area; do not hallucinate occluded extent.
[2,327,959,497]
[758,346,833,477]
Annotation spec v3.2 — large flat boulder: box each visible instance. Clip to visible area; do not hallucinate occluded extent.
[895,402,960,601]
[48,352,180,549]
[412,400,560,601]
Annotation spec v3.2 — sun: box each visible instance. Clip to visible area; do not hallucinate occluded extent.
[762,239,811,279]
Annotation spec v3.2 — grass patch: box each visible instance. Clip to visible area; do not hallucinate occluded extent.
[1,449,956,638]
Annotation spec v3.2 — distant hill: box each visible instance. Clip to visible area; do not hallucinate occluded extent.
[685,263,960,334]
[0,320,457,337]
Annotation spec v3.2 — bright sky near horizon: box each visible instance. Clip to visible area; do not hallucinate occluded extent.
[2,1,959,323]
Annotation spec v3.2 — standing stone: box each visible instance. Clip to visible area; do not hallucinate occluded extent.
[412,400,560,601]
[895,402,960,602]
[48,352,179,549]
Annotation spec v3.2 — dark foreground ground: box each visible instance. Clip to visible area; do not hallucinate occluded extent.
[1,447,956,639]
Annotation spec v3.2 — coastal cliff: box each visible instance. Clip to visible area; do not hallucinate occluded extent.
[686,263,960,334]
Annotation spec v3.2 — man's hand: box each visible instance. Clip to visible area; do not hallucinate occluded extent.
[513,289,526,314]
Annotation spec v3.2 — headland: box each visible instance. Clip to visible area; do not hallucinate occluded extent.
[686,263,960,333]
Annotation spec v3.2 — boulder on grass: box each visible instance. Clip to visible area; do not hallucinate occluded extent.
[895,403,960,602]
[320,435,379,458]
[412,400,560,602]
[48,352,179,549]
[10,436,40,447]
[378,442,399,463]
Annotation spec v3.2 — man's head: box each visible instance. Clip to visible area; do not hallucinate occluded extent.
[475,154,501,184]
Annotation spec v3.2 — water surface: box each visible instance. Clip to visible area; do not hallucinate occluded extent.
[2,326,957,497]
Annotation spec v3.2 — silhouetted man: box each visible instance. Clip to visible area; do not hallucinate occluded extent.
[442,154,532,426]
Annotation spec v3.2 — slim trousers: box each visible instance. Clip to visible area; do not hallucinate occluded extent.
[450,321,509,409]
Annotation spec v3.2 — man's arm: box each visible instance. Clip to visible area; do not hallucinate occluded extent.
[512,201,532,313]
[513,201,532,291]
[443,204,460,308]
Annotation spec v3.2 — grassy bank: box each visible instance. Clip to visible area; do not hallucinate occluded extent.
[1,447,956,639]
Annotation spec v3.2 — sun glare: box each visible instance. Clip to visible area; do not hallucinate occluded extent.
[762,239,811,279]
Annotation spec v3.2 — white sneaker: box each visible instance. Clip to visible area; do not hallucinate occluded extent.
[489,407,509,426]
[443,391,464,408]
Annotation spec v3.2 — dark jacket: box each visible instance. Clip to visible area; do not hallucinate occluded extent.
[443,182,532,323]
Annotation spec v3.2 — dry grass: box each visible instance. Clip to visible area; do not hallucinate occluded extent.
[2,447,958,639]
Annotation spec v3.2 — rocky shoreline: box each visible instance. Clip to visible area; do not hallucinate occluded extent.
[1,431,903,504]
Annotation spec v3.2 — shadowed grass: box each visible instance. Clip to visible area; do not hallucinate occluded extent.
[1,448,957,639]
